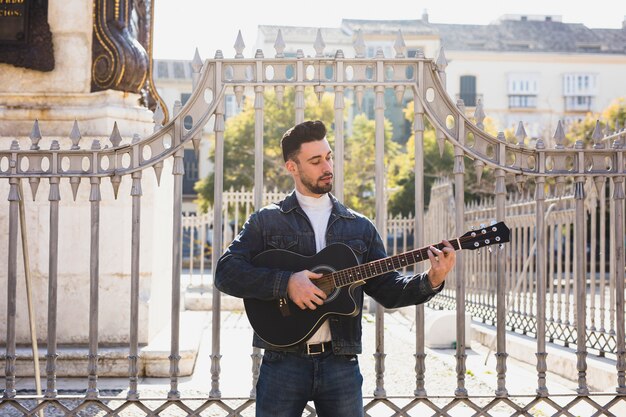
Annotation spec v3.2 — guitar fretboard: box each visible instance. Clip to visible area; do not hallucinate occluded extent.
[331,240,461,288]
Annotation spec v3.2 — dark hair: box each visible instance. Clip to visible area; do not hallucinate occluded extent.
[281,120,327,162]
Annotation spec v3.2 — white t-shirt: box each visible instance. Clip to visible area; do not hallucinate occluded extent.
[295,190,333,344]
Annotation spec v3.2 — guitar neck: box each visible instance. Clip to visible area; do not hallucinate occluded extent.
[331,239,461,288]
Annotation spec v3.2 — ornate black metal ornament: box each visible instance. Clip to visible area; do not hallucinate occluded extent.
[91,0,167,119]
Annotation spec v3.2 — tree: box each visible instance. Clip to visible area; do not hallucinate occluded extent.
[343,114,398,218]
[387,101,500,216]
[567,97,626,145]
[194,88,335,212]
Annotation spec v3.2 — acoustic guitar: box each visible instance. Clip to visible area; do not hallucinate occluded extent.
[244,222,510,347]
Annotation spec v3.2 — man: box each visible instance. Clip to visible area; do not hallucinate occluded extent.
[215,120,455,417]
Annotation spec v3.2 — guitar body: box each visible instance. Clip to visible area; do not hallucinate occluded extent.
[241,222,510,348]
[244,243,363,347]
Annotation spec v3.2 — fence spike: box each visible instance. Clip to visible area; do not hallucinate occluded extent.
[474,99,485,130]
[132,133,141,144]
[109,122,122,147]
[553,120,565,149]
[50,140,60,151]
[153,161,163,186]
[255,49,264,59]
[436,47,448,71]
[394,85,405,104]
[515,121,527,146]
[355,86,364,111]
[70,177,81,201]
[69,120,82,150]
[473,159,485,184]
[394,30,406,58]
[191,48,203,73]
[10,139,20,150]
[234,86,244,108]
[30,119,42,150]
[234,30,245,58]
[192,134,201,157]
[111,175,122,199]
[153,102,165,131]
[214,49,224,59]
[173,100,182,117]
[353,29,366,58]
[91,139,101,150]
[29,177,40,201]
[314,29,326,58]
[456,99,465,113]
[515,174,526,193]
[274,29,285,58]
[335,49,344,59]
[592,120,604,149]
[275,85,284,105]
[436,129,445,157]
[594,176,605,199]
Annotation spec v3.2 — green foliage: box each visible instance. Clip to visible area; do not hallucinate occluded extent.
[194,88,335,212]
[343,115,399,218]
[567,97,626,145]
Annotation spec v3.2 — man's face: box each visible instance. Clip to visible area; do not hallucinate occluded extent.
[286,139,334,197]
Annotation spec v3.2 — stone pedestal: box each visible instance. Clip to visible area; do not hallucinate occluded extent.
[0,0,181,377]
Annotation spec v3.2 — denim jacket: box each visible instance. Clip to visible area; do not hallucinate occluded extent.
[215,191,442,355]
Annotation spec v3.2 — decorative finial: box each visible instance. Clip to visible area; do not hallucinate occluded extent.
[109,122,122,147]
[70,120,82,150]
[474,99,486,130]
[314,29,326,58]
[234,30,245,58]
[354,30,365,58]
[592,120,604,149]
[274,29,285,58]
[394,30,406,58]
[515,121,527,146]
[553,120,565,149]
[191,48,203,73]
[30,119,42,150]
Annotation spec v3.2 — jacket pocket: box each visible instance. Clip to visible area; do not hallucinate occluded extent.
[267,235,298,250]
[345,239,367,262]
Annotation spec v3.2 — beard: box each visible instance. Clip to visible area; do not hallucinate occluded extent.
[301,174,333,195]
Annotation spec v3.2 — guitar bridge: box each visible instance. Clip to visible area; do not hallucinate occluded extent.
[278,297,291,317]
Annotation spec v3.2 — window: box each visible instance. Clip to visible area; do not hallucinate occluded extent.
[459,75,477,106]
[157,61,169,78]
[174,62,186,79]
[507,73,538,109]
[183,149,199,196]
[563,73,597,111]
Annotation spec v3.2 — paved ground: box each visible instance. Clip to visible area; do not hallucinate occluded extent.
[8,306,622,416]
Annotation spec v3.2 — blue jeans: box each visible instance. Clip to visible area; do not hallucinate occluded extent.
[255,350,364,417]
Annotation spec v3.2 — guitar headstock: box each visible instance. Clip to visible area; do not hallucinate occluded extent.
[460,222,510,251]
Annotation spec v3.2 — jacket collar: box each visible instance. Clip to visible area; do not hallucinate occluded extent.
[280,190,355,219]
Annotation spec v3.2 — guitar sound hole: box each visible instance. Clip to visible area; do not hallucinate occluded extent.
[311,265,340,304]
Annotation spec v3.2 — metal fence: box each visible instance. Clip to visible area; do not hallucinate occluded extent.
[2,29,626,416]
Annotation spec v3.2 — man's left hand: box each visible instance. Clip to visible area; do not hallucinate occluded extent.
[426,240,456,288]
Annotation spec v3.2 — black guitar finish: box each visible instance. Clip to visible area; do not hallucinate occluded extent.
[244,222,510,347]
[245,243,361,347]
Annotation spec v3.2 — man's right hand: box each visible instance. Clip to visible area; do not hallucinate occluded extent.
[287,270,327,310]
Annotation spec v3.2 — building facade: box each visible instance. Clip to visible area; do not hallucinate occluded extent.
[256,13,626,140]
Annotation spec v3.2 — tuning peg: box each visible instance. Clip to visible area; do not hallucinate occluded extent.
[480,223,486,229]
[477,249,481,255]
[470,225,476,231]
[490,220,497,226]
[495,236,501,242]
[488,247,493,253]
[499,244,504,250]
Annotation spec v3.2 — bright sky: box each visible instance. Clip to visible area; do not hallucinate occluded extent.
[153,0,625,59]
